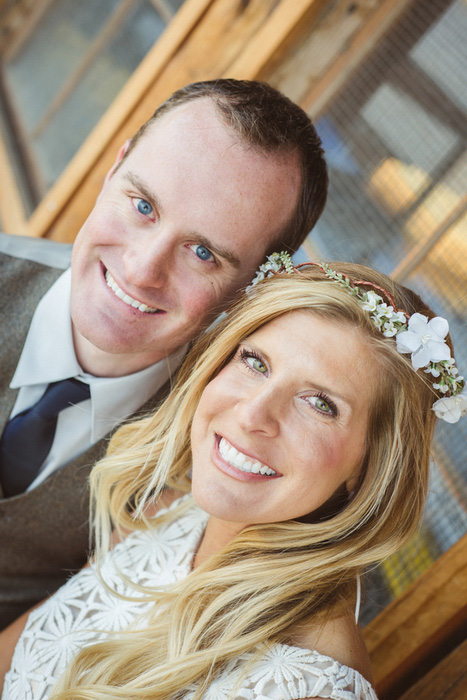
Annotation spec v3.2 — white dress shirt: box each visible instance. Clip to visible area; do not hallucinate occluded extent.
[10,269,187,491]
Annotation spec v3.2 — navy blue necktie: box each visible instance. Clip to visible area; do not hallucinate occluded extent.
[0,379,91,497]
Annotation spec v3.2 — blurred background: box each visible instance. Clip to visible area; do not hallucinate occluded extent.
[0,0,465,659]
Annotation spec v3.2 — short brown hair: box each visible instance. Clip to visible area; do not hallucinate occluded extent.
[123,79,328,253]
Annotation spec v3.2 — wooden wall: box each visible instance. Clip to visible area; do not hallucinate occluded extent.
[364,533,467,698]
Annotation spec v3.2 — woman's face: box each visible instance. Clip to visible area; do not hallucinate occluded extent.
[191,310,379,529]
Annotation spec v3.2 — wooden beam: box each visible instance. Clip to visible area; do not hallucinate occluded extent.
[364,533,467,699]
[301,0,415,117]
[397,638,467,700]
[225,0,329,80]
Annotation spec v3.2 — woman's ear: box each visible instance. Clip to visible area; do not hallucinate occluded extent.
[345,474,359,500]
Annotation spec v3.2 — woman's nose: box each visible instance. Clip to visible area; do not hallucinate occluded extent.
[235,386,281,437]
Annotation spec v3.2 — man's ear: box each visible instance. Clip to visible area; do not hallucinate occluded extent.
[102,139,132,189]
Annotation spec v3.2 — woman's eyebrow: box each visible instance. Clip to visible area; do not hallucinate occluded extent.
[123,172,241,269]
[241,341,271,365]
[307,380,352,407]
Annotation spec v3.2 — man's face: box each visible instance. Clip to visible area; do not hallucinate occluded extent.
[70,98,301,375]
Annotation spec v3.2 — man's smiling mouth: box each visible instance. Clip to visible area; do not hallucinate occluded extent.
[219,437,278,476]
[104,270,161,314]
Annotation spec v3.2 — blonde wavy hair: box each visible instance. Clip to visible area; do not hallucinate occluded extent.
[54,263,443,699]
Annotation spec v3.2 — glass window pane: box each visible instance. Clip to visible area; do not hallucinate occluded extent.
[1,0,181,203]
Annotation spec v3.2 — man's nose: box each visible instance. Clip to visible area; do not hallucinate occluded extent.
[123,228,174,288]
[235,385,281,437]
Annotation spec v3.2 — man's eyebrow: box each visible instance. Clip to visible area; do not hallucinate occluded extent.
[123,171,241,269]
[123,172,162,210]
[194,235,241,269]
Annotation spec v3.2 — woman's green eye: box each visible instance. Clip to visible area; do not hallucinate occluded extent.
[248,357,267,373]
[311,396,333,414]
[253,359,267,373]
[239,349,268,375]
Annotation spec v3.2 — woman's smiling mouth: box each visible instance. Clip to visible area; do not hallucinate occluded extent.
[218,436,279,476]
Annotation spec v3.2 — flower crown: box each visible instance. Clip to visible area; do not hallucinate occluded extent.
[246,252,466,424]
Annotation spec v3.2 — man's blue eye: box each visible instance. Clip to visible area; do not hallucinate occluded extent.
[191,245,213,262]
[136,199,153,216]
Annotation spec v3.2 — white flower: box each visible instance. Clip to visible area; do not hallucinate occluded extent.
[245,252,290,293]
[425,366,441,377]
[382,321,399,337]
[432,390,467,423]
[374,302,395,318]
[396,313,451,369]
[361,291,383,312]
[393,310,408,324]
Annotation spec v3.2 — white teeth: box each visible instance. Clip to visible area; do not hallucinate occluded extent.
[234,452,245,468]
[218,438,277,477]
[105,271,159,314]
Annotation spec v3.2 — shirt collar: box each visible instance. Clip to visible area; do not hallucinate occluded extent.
[11,268,187,442]
[87,351,185,442]
[11,268,80,388]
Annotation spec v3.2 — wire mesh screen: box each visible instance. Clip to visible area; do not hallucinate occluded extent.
[305,0,466,624]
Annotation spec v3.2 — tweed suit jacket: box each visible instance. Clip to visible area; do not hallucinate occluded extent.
[0,237,171,629]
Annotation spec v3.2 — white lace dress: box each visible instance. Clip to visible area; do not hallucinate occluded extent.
[3,497,378,700]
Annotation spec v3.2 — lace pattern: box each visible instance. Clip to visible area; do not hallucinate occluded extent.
[3,497,377,700]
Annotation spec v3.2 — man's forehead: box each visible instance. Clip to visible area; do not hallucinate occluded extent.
[129,97,299,178]
[116,98,302,264]
[139,97,234,144]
